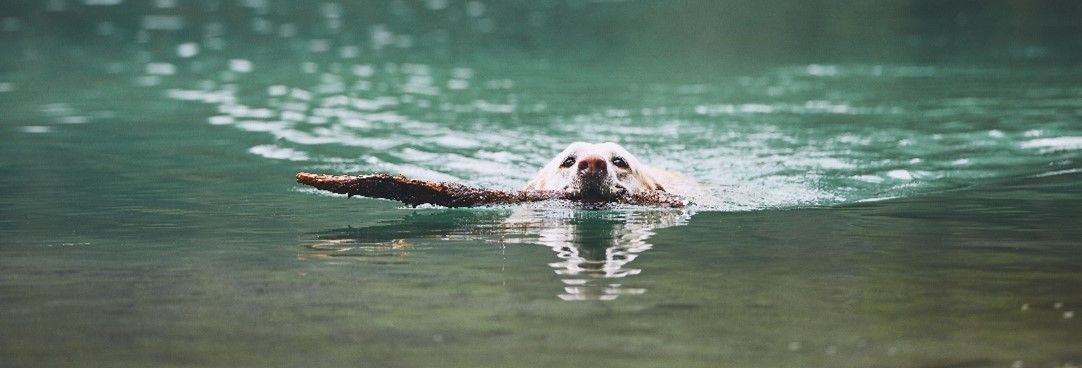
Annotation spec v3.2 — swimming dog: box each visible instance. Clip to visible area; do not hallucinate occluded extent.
[525,142,696,203]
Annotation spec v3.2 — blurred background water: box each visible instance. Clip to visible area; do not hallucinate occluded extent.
[0,1,1080,367]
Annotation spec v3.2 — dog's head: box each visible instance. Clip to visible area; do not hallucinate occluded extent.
[525,142,663,202]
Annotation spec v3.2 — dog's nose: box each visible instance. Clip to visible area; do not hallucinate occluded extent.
[577,156,606,176]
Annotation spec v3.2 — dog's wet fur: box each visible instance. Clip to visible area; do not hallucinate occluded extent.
[525,142,695,203]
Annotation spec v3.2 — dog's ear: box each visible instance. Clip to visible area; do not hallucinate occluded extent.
[524,177,545,191]
[524,164,554,190]
[630,167,663,192]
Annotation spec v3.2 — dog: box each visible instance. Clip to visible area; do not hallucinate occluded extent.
[302,143,698,300]
[525,142,697,202]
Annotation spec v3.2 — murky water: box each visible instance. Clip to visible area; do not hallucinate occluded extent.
[1,1,1080,367]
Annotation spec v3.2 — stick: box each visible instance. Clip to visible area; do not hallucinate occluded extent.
[295,172,687,208]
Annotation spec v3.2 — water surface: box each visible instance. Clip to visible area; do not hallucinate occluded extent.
[1,1,1080,367]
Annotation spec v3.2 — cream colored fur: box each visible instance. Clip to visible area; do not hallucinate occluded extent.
[525,142,696,198]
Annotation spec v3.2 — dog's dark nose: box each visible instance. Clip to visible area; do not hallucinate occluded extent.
[577,156,606,177]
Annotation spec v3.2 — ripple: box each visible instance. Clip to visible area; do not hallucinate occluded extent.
[141,15,184,31]
[1020,136,1082,153]
[229,59,253,73]
[248,145,310,161]
[887,169,914,181]
[19,126,53,134]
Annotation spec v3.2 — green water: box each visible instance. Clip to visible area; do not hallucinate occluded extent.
[1,1,1081,367]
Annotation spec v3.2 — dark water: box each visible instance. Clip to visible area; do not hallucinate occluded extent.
[1,1,1081,367]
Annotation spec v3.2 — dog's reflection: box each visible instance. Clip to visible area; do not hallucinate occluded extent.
[302,207,691,300]
[500,208,690,300]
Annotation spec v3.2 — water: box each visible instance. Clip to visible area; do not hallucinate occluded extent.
[1,1,1080,367]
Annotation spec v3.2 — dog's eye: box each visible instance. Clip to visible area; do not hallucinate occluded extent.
[611,157,629,169]
[560,156,576,168]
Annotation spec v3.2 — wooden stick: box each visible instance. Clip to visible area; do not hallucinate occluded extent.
[296,172,687,208]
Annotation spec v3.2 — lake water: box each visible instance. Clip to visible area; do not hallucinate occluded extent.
[1,1,1080,367]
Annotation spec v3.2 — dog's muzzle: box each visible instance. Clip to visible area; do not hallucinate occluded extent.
[577,172,625,202]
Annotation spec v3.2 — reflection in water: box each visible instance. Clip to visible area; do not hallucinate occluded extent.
[302,207,690,301]
[300,210,509,261]
[503,209,690,301]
